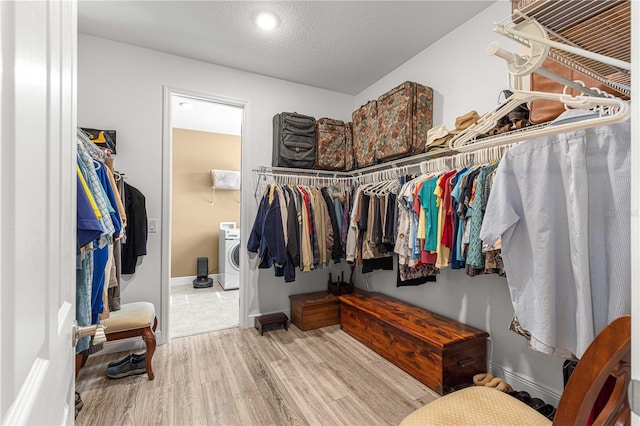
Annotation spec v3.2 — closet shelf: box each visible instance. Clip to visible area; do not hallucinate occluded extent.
[503,0,630,96]
[254,150,443,181]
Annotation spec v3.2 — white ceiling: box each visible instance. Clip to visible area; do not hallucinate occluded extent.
[171,95,243,135]
[78,1,496,95]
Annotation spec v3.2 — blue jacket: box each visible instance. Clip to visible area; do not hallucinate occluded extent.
[247,187,288,271]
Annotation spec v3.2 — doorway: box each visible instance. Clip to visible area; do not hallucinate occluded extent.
[164,90,244,339]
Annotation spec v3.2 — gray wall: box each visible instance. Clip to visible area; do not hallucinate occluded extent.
[353,1,564,404]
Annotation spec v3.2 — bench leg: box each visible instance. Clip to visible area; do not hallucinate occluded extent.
[75,354,88,379]
[142,324,156,380]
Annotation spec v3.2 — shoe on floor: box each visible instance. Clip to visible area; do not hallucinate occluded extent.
[107,358,146,379]
[108,352,146,368]
[75,391,84,419]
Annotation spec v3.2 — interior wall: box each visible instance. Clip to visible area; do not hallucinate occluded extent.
[171,128,240,278]
[78,34,354,334]
[354,1,565,403]
[78,1,565,403]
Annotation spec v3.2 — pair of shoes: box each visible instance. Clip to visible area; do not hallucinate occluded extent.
[472,373,513,392]
[107,358,147,379]
[509,390,532,405]
[108,352,146,368]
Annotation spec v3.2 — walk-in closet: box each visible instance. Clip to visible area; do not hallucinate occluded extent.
[1,0,637,424]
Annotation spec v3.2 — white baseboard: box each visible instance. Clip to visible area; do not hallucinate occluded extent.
[171,276,197,286]
[99,330,164,355]
[490,362,562,406]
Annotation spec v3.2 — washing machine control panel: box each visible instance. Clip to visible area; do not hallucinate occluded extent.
[222,228,240,239]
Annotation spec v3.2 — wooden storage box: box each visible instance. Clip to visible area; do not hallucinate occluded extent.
[289,291,340,331]
[339,292,488,395]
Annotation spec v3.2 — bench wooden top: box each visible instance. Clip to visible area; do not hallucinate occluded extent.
[289,291,338,306]
[339,292,488,348]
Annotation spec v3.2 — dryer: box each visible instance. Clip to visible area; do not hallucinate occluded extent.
[219,222,240,290]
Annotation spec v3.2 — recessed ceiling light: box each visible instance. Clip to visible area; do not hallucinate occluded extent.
[179,102,193,110]
[255,11,279,31]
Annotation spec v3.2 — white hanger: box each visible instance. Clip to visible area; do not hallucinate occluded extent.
[448,90,630,153]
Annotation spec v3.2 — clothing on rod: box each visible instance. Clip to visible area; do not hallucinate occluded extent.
[248,183,350,282]
[480,110,631,359]
[75,137,147,354]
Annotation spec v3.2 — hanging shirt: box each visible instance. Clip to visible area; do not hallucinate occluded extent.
[419,176,439,252]
[450,168,467,269]
[77,148,115,247]
[452,167,474,263]
[346,187,363,263]
[480,111,630,358]
[466,162,499,269]
[76,167,104,246]
[434,170,457,268]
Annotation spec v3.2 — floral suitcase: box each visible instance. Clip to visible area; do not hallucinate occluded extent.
[376,81,433,163]
[316,118,353,171]
[345,122,354,172]
[352,100,378,168]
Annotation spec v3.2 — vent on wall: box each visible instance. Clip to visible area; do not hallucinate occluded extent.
[211,169,241,190]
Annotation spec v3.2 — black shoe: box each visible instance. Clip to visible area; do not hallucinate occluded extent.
[529,397,545,410]
[75,391,84,419]
[537,404,556,420]
[107,358,147,379]
[108,352,146,368]
[515,391,531,405]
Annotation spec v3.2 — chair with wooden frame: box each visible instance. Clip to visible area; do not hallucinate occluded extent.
[400,315,631,426]
[76,302,157,380]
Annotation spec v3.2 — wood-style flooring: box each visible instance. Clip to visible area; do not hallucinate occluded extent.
[75,324,438,425]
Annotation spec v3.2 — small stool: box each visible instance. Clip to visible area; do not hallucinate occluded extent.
[101,302,157,379]
[76,302,158,380]
[254,312,289,336]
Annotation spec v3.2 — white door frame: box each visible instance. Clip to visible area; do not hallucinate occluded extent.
[161,87,249,342]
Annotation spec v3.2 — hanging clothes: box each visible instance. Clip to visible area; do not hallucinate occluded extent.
[75,138,126,353]
[480,110,631,359]
[248,183,349,282]
[121,182,148,274]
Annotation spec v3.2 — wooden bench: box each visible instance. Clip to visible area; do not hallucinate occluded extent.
[289,291,340,331]
[77,302,157,380]
[339,292,488,395]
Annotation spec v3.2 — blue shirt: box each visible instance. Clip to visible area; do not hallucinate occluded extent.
[480,111,630,358]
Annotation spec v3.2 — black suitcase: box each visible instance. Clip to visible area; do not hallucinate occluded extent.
[272,112,316,168]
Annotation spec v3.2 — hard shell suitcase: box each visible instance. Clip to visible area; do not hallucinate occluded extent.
[272,112,317,169]
[352,100,378,169]
[316,118,353,171]
[376,81,433,163]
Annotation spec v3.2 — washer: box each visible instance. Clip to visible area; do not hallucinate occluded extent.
[219,223,240,290]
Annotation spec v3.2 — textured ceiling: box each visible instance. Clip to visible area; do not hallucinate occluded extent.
[78,1,496,95]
